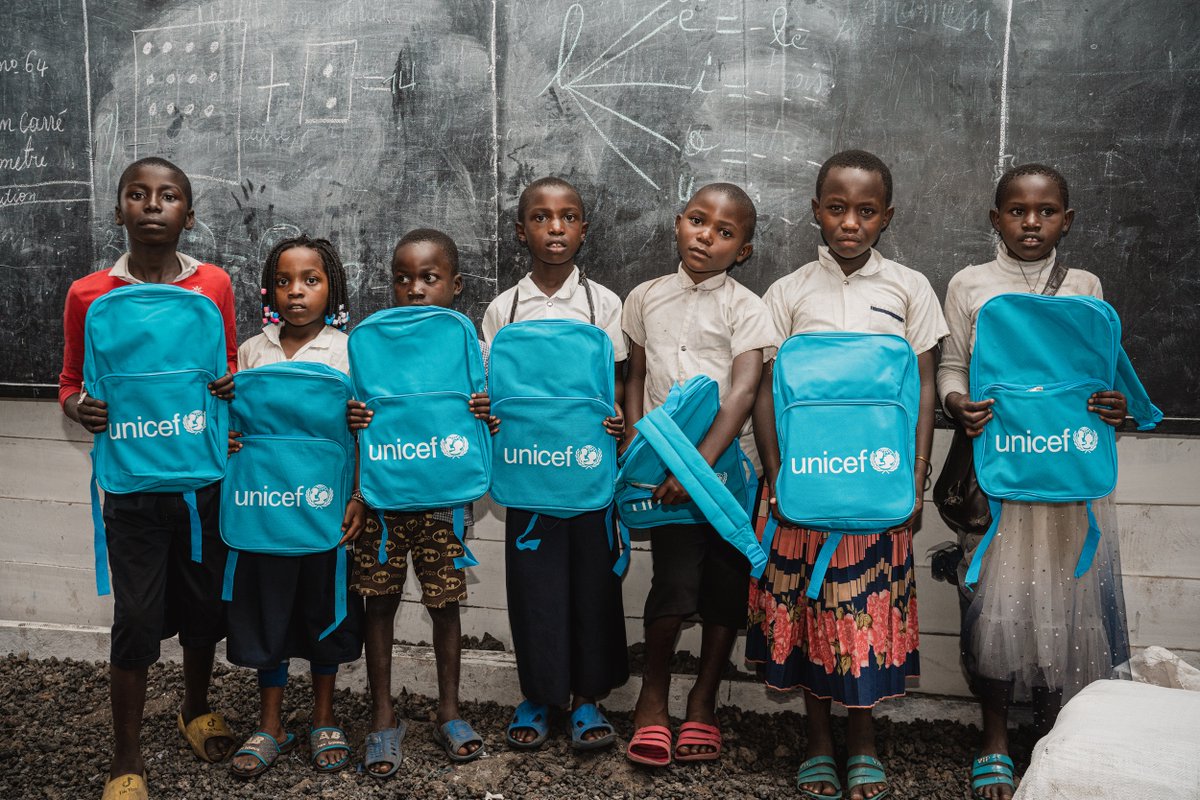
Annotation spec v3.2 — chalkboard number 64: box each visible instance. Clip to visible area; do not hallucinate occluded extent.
[0,51,50,79]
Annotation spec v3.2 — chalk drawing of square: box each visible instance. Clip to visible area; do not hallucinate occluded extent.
[132,19,247,185]
[300,40,357,124]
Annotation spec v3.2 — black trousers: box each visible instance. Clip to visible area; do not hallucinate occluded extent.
[504,507,629,706]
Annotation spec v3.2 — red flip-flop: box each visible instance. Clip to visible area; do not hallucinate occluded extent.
[673,721,722,762]
[626,724,673,767]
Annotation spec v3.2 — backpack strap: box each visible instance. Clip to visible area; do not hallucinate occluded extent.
[964,497,1004,588]
[606,503,631,576]
[182,490,202,563]
[89,451,111,596]
[451,506,479,569]
[514,513,541,551]
[376,510,390,564]
[221,550,239,601]
[508,270,597,326]
[318,545,348,641]
[632,406,768,578]
[806,532,845,600]
[1074,500,1103,578]
[1041,261,1068,296]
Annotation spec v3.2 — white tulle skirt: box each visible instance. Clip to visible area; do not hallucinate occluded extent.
[959,495,1130,702]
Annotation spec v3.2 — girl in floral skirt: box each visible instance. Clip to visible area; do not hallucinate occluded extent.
[747,150,947,800]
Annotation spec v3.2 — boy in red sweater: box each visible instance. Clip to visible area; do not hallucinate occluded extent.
[59,157,236,800]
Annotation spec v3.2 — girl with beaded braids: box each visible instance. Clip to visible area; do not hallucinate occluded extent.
[225,234,367,778]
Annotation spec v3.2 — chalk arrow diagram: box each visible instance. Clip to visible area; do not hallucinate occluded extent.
[540,2,694,190]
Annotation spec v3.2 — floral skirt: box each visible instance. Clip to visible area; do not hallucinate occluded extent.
[746,519,919,708]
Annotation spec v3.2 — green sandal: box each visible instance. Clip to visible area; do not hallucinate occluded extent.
[971,753,1015,798]
[797,755,843,799]
[847,755,890,799]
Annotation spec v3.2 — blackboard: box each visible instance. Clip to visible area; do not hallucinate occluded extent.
[3,0,1197,430]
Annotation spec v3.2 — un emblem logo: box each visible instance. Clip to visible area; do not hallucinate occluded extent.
[440,434,470,458]
[1072,427,1099,453]
[305,484,334,509]
[181,409,207,434]
[869,447,901,474]
[575,445,603,469]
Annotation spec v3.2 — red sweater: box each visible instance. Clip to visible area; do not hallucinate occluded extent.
[58,261,239,408]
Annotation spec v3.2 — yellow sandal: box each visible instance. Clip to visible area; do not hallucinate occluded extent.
[100,773,148,800]
[177,711,235,763]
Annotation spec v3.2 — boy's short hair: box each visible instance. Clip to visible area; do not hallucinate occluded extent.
[691,182,757,241]
[815,149,894,207]
[516,177,586,223]
[395,228,460,274]
[117,156,193,208]
[994,163,1070,209]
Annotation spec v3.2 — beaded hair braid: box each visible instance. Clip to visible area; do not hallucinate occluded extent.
[260,235,351,330]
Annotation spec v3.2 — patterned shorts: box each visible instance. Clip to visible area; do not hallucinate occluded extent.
[350,511,467,607]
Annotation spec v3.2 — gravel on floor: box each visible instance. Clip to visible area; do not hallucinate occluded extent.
[0,654,1037,798]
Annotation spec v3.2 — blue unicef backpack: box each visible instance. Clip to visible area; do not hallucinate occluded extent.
[489,319,617,517]
[83,283,229,595]
[769,333,920,599]
[219,362,355,639]
[615,375,765,578]
[966,293,1162,587]
[348,306,491,568]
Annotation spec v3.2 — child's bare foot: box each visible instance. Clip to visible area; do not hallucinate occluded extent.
[674,693,719,757]
[437,702,481,757]
[230,723,288,776]
[972,730,1014,800]
[846,709,887,800]
[179,704,235,762]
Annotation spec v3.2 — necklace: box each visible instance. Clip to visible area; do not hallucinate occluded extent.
[1016,259,1046,293]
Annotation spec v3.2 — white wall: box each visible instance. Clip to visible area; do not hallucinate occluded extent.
[2,397,1198,698]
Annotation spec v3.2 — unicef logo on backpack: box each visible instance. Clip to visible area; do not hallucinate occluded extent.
[869,448,901,474]
[234,483,337,509]
[574,445,603,469]
[994,427,1101,455]
[502,442,605,470]
[108,409,207,440]
[304,484,334,509]
[440,434,470,459]
[1072,426,1099,453]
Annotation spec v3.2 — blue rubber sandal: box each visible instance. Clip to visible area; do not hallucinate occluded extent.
[505,699,550,750]
[434,719,485,762]
[569,703,616,751]
[230,730,296,779]
[847,755,890,798]
[971,753,1015,798]
[796,755,843,799]
[309,726,351,772]
[362,722,406,779]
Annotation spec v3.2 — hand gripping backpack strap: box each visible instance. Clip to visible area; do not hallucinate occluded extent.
[89,451,111,596]
[964,497,1005,588]
[318,545,348,641]
[633,407,768,578]
[451,506,479,569]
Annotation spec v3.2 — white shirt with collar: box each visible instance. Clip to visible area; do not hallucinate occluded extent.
[623,264,778,468]
[482,265,628,360]
[763,246,948,356]
[237,324,350,374]
[109,251,203,284]
[937,245,1103,405]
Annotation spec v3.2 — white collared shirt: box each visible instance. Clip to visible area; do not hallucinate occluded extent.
[623,264,778,467]
[237,324,350,374]
[482,265,627,360]
[762,246,948,355]
[108,251,203,284]
[937,245,1103,405]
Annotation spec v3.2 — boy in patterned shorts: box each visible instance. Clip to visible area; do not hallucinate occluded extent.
[347,229,496,774]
